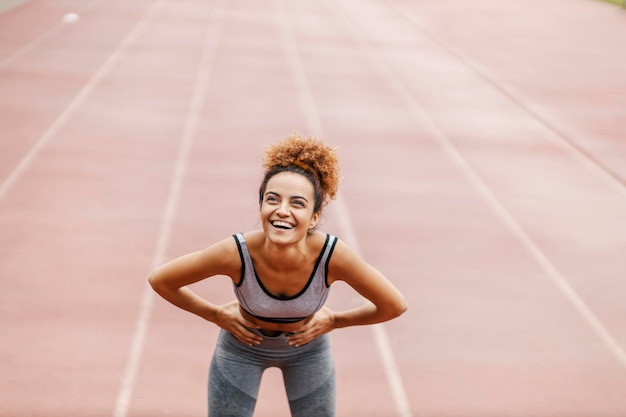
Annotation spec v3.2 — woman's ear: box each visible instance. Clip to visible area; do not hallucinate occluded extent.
[309,211,321,229]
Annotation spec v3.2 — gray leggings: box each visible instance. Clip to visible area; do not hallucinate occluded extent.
[208,329,336,417]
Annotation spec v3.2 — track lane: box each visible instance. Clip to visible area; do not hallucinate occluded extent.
[326,0,626,414]
[0,0,207,415]
[131,1,405,415]
[1,0,625,416]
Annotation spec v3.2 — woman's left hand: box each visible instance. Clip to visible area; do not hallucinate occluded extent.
[287,306,336,347]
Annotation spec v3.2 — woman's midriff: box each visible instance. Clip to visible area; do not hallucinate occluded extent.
[240,306,311,334]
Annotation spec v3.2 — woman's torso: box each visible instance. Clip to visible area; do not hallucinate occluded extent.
[232,231,337,333]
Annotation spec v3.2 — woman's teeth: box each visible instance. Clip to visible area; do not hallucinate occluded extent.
[272,221,293,229]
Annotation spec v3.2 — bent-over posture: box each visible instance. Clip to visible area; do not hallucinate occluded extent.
[149,134,408,417]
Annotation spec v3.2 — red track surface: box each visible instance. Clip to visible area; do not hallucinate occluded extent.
[1,0,625,416]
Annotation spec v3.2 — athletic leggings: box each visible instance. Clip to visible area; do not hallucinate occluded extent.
[208,329,336,417]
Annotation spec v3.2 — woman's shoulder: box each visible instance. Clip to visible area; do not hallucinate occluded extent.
[239,229,265,246]
[199,234,242,265]
[326,237,364,271]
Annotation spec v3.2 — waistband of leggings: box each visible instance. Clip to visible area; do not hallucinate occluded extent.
[251,328,298,338]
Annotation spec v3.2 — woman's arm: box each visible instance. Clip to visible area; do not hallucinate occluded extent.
[148,236,262,346]
[328,239,408,328]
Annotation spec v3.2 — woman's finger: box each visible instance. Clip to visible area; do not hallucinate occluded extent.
[238,325,263,346]
[287,330,312,347]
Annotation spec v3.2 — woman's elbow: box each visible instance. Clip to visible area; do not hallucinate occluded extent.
[376,298,408,323]
[147,272,165,294]
[390,296,408,319]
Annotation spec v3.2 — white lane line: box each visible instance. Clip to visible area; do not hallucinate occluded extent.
[334,194,414,417]
[111,1,227,416]
[0,0,167,202]
[273,2,413,416]
[438,121,626,369]
[272,1,323,137]
[387,1,626,197]
[339,0,626,369]
[0,0,101,70]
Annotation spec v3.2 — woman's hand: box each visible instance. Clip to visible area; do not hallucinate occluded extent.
[287,307,336,347]
[214,300,263,346]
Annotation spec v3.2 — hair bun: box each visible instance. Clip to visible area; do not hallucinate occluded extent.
[263,134,341,203]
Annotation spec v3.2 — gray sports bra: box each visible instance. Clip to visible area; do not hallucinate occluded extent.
[232,233,338,323]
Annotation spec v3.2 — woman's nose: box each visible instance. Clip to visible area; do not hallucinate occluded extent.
[276,203,290,216]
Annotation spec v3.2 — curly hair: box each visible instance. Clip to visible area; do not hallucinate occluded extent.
[259,134,341,214]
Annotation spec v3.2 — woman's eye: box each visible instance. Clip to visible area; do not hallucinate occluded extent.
[292,200,305,207]
[266,196,278,203]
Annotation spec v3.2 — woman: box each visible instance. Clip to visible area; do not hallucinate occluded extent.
[149,134,408,417]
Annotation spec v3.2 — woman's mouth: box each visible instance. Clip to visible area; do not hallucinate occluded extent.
[271,220,294,230]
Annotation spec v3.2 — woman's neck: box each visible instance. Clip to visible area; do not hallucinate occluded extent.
[261,236,309,271]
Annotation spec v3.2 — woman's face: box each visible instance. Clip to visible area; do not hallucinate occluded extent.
[260,171,320,243]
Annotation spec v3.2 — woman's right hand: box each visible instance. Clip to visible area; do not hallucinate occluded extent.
[214,300,263,346]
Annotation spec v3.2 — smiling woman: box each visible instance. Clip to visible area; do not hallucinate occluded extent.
[148,134,407,417]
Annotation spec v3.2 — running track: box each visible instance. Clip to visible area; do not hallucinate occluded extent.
[1,0,625,416]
